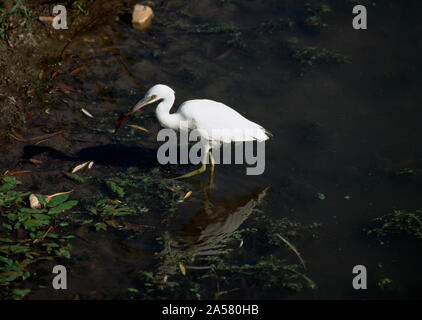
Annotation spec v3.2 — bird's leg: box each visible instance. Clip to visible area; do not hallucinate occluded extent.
[175,144,209,180]
[174,162,207,179]
[208,151,215,191]
[209,151,215,176]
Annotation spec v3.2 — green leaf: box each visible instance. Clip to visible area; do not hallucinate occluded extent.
[317,193,326,200]
[95,199,108,207]
[11,288,31,300]
[82,219,93,225]
[128,288,139,293]
[0,255,10,264]
[2,176,21,185]
[42,243,59,248]
[23,218,49,231]
[55,248,70,259]
[62,171,87,183]
[112,209,132,217]
[0,270,23,283]
[46,233,59,239]
[106,180,125,198]
[94,222,107,231]
[19,208,46,214]
[2,223,12,231]
[7,213,17,221]
[48,200,78,214]
[32,214,51,221]
[0,183,15,192]
[35,194,47,207]
[47,194,69,208]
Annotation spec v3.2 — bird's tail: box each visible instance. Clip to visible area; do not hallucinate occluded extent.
[254,127,272,142]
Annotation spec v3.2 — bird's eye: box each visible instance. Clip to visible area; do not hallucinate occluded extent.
[150,95,157,100]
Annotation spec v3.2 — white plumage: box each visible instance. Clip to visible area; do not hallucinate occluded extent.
[127,84,271,178]
[177,99,271,143]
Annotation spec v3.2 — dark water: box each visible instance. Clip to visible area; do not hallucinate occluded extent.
[4,0,422,299]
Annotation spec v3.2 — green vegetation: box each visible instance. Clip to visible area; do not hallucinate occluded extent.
[317,193,326,200]
[397,167,422,176]
[162,20,246,48]
[286,38,351,70]
[378,277,393,290]
[257,17,295,34]
[0,0,34,40]
[0,176,77,299]
[303,3,331,31]
[367,209,422,243]
[71,0,90,16]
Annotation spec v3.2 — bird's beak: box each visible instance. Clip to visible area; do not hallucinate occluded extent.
[127,95,156,115]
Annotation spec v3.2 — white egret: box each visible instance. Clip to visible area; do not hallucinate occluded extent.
[118,84,271,179]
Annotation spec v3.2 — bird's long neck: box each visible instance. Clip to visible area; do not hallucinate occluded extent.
[155,94,182,130]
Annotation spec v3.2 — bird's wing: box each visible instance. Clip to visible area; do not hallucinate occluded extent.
[178,100,270,142]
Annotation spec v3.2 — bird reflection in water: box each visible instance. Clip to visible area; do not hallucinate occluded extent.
[157,185,271,275]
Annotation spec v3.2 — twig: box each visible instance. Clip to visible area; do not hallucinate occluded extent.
[4,170,31,176]
[215,47,234,61]
[33,226,53,243]
[276,233,306,270]
[10,128,68,143]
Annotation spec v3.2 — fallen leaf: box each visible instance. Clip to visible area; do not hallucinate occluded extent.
[179,263,186,276]
[166,186,184,195]
[114,113,127,133]
[56,83,77,92]
[24,109,35,121]
[215,47,234,61]
[35,139,49,145]
[16,227,24,239]
[39,16,55,22]
[10,128,67,143]
[183,190,192,200]
[51,69,60,79]
[5,170,31,176]
[45,190,73,203]
[70,66,85,75]
[72,161,90,173]
[128,124,149,132]
[81,108,94,118]
[29,158,43,165]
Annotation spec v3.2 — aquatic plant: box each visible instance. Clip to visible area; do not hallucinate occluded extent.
[284,38,350,74]
[367,209,422,243]
[134,210,320,299]
[303,3,331,31]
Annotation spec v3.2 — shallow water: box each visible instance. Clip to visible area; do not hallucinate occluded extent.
[2,0,422,299]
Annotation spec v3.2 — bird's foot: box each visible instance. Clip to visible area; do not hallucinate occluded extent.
[174,163,207,180]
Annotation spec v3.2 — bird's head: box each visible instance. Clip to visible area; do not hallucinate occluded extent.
[127,84,175,115]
